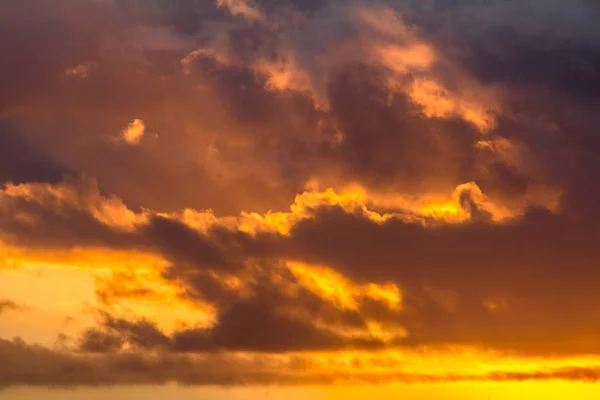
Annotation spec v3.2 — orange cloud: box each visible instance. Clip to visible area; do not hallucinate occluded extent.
[5,338,600,388]
[409,78,497,132]
[287,261,402,312]
[64,62,97,79]
[121,119,146,146]
[353,6,500,132]
[216,0,265,22]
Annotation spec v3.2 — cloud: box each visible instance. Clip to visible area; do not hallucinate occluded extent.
[0,176,597,356]
[5,337,600,389]
[0,123,70,185]
[217,0,266,22]
[2,0,600,390]
[79,273,400,354]
[64,62,97,79]
[0,0,546,216]
[121,119,146,145]
[0,178,141,249]
[0,299,20,313]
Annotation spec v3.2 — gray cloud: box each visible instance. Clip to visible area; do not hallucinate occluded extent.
[3,337,600,390]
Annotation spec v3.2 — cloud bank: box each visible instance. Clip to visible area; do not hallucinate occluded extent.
[2,0,600,389]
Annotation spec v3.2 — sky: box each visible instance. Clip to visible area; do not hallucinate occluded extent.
[2,0,600,398]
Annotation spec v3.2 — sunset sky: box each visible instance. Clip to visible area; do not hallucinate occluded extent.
[2,0,600,398]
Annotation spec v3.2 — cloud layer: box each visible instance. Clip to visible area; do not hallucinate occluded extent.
[2,0,600,390]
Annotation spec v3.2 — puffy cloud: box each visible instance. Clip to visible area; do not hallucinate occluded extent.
[121,119,146,145]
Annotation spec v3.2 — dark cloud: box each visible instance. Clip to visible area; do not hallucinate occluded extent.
[0,299,20,314]
[227,24,281,64]
[78,329,125,354]
[171,299,350,353]
[100,315,172,351]
[280,205,600,354]
[117,0,215,35]
[4,337,600,389]
[0,179,269,271]
[0,124,69,185]
[80,310,356,353]
[0,0,330,215]
[327,63,479,192]
[0,179,137,249]
[1,0,598,216]
[460,35,600,99]
[82,266,394,353]
[140,216,230,269]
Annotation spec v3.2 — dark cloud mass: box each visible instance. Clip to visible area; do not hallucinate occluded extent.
[82,276,392,354]
[284,206,600,354]
[2,0,600,390]
[6,337,600,389]
[0,124,69,185]
[327,63,479,191]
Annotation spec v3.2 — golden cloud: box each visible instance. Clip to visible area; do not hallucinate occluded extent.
[121,119,146,146]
